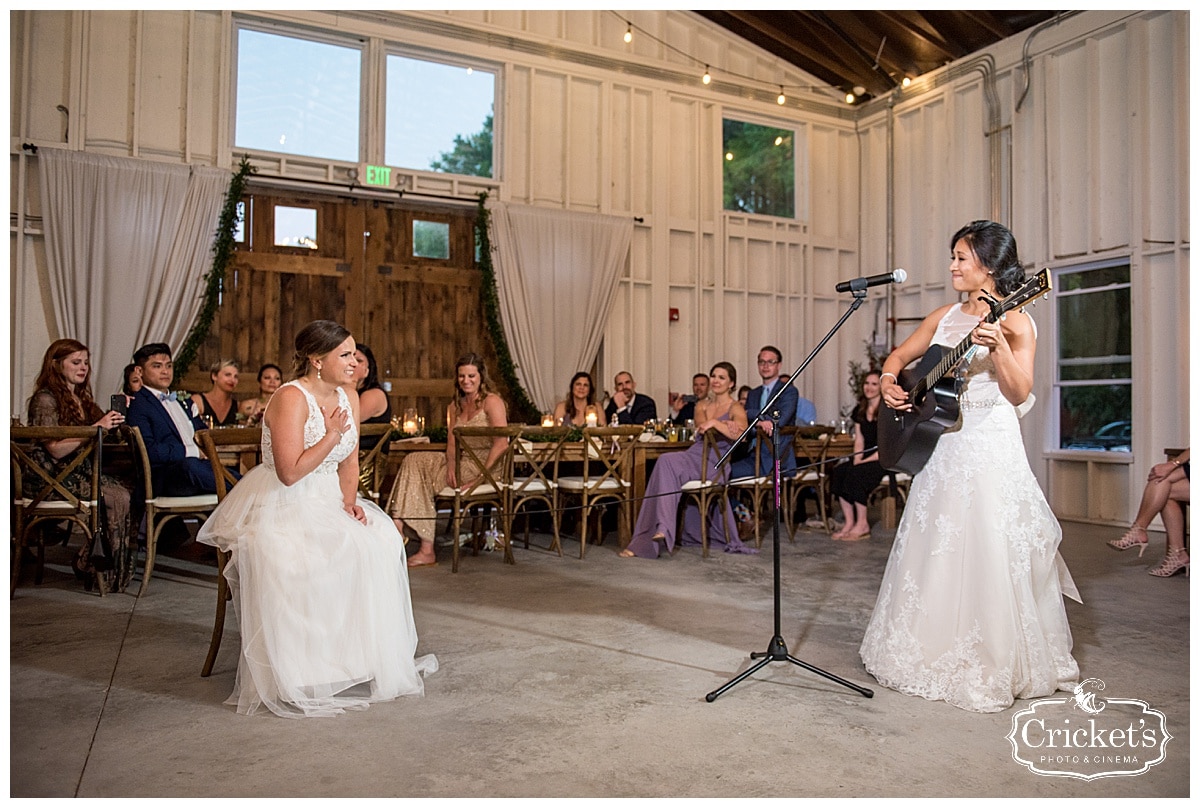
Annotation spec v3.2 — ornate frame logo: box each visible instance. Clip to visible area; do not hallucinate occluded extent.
[1008,679,1172,780]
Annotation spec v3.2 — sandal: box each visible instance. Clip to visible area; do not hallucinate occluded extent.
[1149,548,1189,578]
[1107,525,1149,557]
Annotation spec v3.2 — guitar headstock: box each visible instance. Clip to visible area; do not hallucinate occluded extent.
[982,269,1051,321]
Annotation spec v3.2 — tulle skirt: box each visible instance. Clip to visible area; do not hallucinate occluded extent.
[197,464,437,718]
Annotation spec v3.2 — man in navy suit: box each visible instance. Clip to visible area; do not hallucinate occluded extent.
[126,342,219,497]
[731,345,808,480]
[604,371,658,425]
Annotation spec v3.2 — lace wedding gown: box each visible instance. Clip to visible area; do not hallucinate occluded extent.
[197,381,437,717]
[859,306,1080,713]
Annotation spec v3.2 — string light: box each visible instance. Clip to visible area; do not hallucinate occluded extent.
[901,76,912,88]
[607,12,851,105]
[845,92,855,104]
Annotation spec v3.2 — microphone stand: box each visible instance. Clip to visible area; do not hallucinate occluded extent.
[706,289,874,702]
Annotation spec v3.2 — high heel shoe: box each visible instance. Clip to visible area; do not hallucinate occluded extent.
[1149,548,1189,578]
[1107,525,1149,557]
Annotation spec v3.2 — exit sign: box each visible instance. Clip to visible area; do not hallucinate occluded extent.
[363,164,392,187]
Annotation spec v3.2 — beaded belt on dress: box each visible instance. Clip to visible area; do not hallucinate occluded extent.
[959,397,1002,411]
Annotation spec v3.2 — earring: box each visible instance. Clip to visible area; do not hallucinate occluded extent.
[315,363,322,381]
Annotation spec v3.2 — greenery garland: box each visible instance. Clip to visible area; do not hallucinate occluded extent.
[475,192,541,424]
[175,156,255,375]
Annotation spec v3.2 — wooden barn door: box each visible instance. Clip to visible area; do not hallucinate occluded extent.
[187,188,499,428]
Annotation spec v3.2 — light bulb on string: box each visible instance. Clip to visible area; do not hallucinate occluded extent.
[777,85,786,105]
[902,76,912,88]
[702,66,711,85]
[624,24,632,44]
[845,92,855,104]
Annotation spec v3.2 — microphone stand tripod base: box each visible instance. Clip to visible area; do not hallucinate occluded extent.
[705,634,874,702]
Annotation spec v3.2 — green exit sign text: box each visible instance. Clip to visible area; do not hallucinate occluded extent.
[364,165,392,187]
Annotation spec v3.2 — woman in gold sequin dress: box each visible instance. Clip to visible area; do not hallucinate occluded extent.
[388,353,509,568]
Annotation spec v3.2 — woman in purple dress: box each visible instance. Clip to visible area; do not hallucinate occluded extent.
[620,362,757,558]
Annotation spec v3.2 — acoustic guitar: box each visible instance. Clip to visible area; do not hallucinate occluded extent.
[878,269,1051,475]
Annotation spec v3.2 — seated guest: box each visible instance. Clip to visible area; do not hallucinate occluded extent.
[126,342,220,497]
[352,344,392,451]
[120,363,143,408]
[603,371,657,425]
[737,385,752,407]
[1109,447,1190,577]
[620,362,756,558]
[829,370,887,540]
[732,345,799,480]
[239,363,282,425]
[552,371,596,427]
[796,393,818,426]
[26,339,134,591]
[668,373,710,424]
[388,353,509,568]
[191,358,241,426]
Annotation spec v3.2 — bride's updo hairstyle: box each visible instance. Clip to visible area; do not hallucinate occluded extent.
[292,320,353,379]
[950,220,1025,296]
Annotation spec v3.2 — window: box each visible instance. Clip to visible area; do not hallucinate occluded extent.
[413,220,450,260]
[275,205,318,250]
[386,54,495,177]
[235,28,362,163]
[1054,261,1132,452]
[722,118,795,218]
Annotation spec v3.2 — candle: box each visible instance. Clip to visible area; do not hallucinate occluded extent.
[402,408,420,436]
[585,411,598,427]
[541,413,555,427]
[403,419,418,435]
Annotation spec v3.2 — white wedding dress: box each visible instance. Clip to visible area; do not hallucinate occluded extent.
[197,381,437,717]
[859,305,1080,713]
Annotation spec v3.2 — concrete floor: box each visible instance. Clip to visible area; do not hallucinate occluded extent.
[9,516,1190,798]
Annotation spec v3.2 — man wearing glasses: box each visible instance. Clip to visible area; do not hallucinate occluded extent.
[731,345,813,481]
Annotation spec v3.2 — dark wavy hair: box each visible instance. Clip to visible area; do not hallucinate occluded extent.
[121,363,141,397]
[453,352,496,414]
[563,371,595,423]
[354,343,384,392]
[710,361,737,390]
[256,363,282,383]
[30,339,104,426]
[292,320,352,378]
[950,220,1025,296]
[852,369,882,424]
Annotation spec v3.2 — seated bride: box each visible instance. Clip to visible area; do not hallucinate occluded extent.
[198,319,436,718]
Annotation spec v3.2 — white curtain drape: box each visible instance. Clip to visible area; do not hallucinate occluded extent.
[487,201,632,412]
[38,148,229,400]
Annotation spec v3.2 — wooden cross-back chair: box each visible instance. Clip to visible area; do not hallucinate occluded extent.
[728,436,772,549]
[508,425,572,556]
[557,425,644,558]
[782,426,833,538]
[195,426,263,678]
[357,423,394,503]
[126,426,219,597]
[678,428,739,558]
[11,426,103,598]
[440,425,520,573]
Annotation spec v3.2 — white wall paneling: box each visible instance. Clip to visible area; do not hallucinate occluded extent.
[9,9,1187,525]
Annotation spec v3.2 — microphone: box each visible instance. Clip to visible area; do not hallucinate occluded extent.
[835,268,907,293]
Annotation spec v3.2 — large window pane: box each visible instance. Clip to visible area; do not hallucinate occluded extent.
[413,220,450,260]
[722,119,795,218]
[386,55,495,177]
[1055,263,1132,452]
[236,29,361,163]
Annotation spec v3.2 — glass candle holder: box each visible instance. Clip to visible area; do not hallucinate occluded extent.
[541,412,555,427]
[402,407,420,436]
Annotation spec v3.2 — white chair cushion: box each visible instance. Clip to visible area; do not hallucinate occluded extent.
[150,494,217,509]
[16,498,97,511]
[557,477,626,492]
[509,478,553,494]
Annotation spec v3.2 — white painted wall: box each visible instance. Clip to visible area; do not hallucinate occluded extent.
[9,9,1188,524]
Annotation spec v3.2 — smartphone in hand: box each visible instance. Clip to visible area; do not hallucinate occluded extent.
[110,394,128,417]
